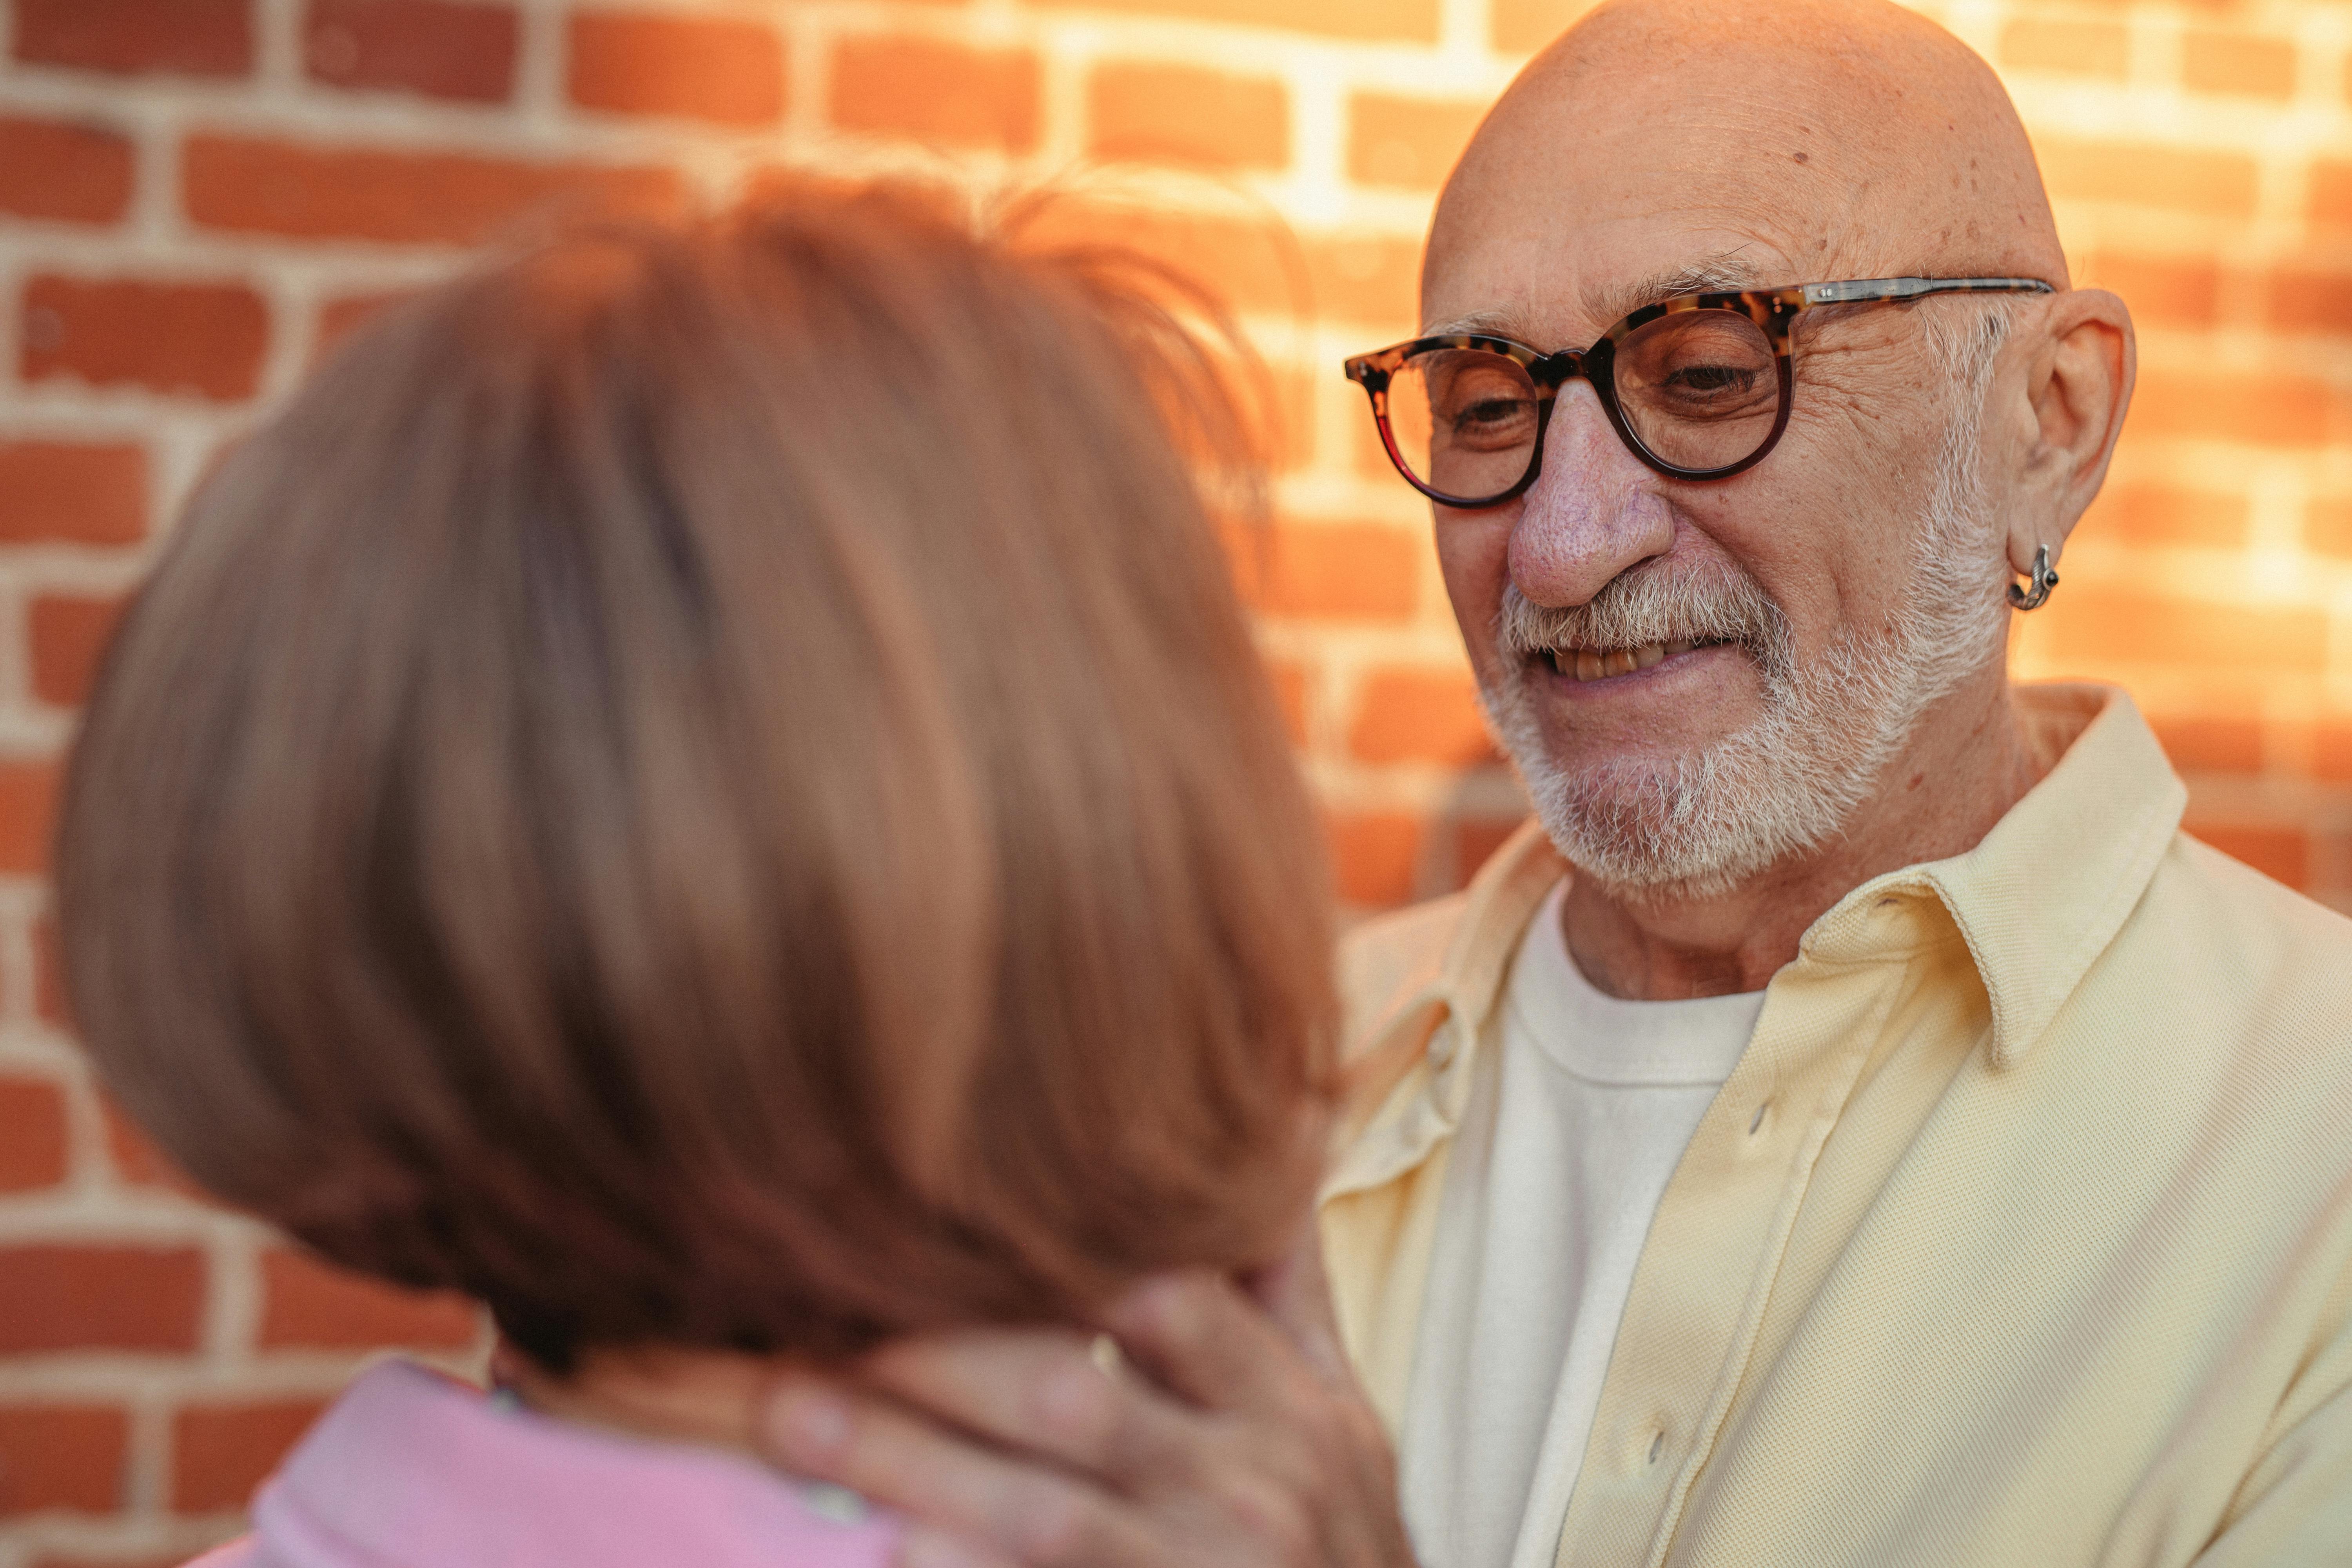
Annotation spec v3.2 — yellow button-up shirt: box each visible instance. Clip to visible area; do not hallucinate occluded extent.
[1321,684,2352,1568]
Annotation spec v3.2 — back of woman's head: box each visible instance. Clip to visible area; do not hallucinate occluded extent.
[56,181,1335,1372]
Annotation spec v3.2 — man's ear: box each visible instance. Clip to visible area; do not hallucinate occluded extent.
[2005,287,2135,578]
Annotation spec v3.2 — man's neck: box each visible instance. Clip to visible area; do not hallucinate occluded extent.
[1560,675,2046,1001]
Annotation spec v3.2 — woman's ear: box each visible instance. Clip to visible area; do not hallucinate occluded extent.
[2005,286,2136,578]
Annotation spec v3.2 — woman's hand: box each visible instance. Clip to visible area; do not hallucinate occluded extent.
[751,1235,1419,1568]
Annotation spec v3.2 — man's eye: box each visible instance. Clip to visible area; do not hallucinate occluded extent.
[1445,396,1535,449]
[1457,397,1529,427]
[1666,364,1756,394]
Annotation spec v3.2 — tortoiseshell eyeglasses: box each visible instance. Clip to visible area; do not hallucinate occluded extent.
[1344,276,2054,508]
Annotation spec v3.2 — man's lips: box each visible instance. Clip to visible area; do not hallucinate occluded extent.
[1532,637,1735,684]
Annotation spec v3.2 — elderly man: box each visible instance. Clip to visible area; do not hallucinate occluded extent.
[754,2,2352,1564]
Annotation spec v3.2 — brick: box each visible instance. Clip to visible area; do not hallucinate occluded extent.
[2126,369,2339,449]
[305,0,519,104]
[1261,365,1316,474]
[183,133,687,245]
[1493,0,1597,54]
[0,116,135,225]
[1348,94,1486,192]
[1226,520,1421,621]
[22,276,267,402]
[0,758,61,874]
[1328,811,1423,907]
[173,1399,328,1512]
[1330,812,1425,906]
[2266,267,2352,337]
[0,442,148,545]
[0,1406,128,1515]
[1305,234,1423,332]
[260,1248,480,1351]
[2152,715,2264,773]
[566,11,784,128]
[2303,163,2352,232]
[0,1078,69,1192]
[2186,822,2309,889]
[2084,483,2245,549]
[1348,666,1495,764]
[0,1245,205,1353]
[1018,202,1302,316]
[830,38,1038,153]
[2304,499,2352,559]
[11,0,251,77]
[2036,137,2258,219]
[2317,725,2352,783]
[1452,815,1526,889]
[2086,254,2218,328]
[1044,0,1437,42]
[31,593,127,708]
[1999,18,2129,79]
[1087,62,1288,172]
[1022,201,1416,328]
[2184,31,2295,100]
[2033,586,2328,675]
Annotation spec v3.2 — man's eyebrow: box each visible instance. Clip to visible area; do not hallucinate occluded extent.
[1418,255,1776,346]
[1418,305,1535,339]
[1580,254,1770,331]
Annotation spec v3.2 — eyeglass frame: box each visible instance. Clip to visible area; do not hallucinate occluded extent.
[1343,276,2056,508]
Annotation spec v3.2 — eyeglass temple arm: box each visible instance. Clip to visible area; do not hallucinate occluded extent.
[1799,276,2056,305]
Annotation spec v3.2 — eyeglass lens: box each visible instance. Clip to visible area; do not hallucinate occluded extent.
[1385,310,1782,501]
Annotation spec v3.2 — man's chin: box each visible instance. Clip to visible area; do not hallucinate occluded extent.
[1539,768,1744,887]
[1499,722,1833,900]
[1524,708,1763,789]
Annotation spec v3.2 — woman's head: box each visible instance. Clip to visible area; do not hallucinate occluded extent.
[56,182,1334,1373]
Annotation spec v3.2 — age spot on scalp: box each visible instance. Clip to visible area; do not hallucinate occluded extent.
[1793,151,1810,163]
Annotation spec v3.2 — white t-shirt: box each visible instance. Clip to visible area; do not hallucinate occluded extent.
[1397,879,1768,1568]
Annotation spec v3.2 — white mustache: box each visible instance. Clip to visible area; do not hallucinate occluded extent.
[1493,561,1789,670]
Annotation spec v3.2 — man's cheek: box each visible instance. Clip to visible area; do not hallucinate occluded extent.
[1434,523,1512,642]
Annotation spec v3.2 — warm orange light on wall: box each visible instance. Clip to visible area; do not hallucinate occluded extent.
[0,5,2349,1553]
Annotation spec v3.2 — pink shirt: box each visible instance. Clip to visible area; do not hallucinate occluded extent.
[184,1359,898,1568]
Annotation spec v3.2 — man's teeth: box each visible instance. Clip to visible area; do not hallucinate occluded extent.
[1552,639,1695,681]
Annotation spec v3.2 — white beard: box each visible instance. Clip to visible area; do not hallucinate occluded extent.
[1478,362,2013,902]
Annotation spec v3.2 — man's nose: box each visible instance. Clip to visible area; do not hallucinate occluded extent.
[1508,380,1675,608]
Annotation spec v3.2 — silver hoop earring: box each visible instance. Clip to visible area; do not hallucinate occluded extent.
[2008,544,2059,611]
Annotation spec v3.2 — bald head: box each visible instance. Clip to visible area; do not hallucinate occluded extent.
[1428,0,2063,333]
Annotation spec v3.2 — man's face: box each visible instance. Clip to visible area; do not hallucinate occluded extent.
[1421,100,2016,897]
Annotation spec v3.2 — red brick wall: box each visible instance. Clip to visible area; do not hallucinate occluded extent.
[3,0,2350,1559]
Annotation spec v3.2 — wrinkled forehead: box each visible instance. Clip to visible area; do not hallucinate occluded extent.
[1424,109,1904,345]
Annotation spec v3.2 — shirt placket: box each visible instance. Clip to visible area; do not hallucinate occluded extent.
[1553,903,1924,1568]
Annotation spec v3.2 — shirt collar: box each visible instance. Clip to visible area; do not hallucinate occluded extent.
[1323,683,2184,1198]
[1803,683,2186,1068]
